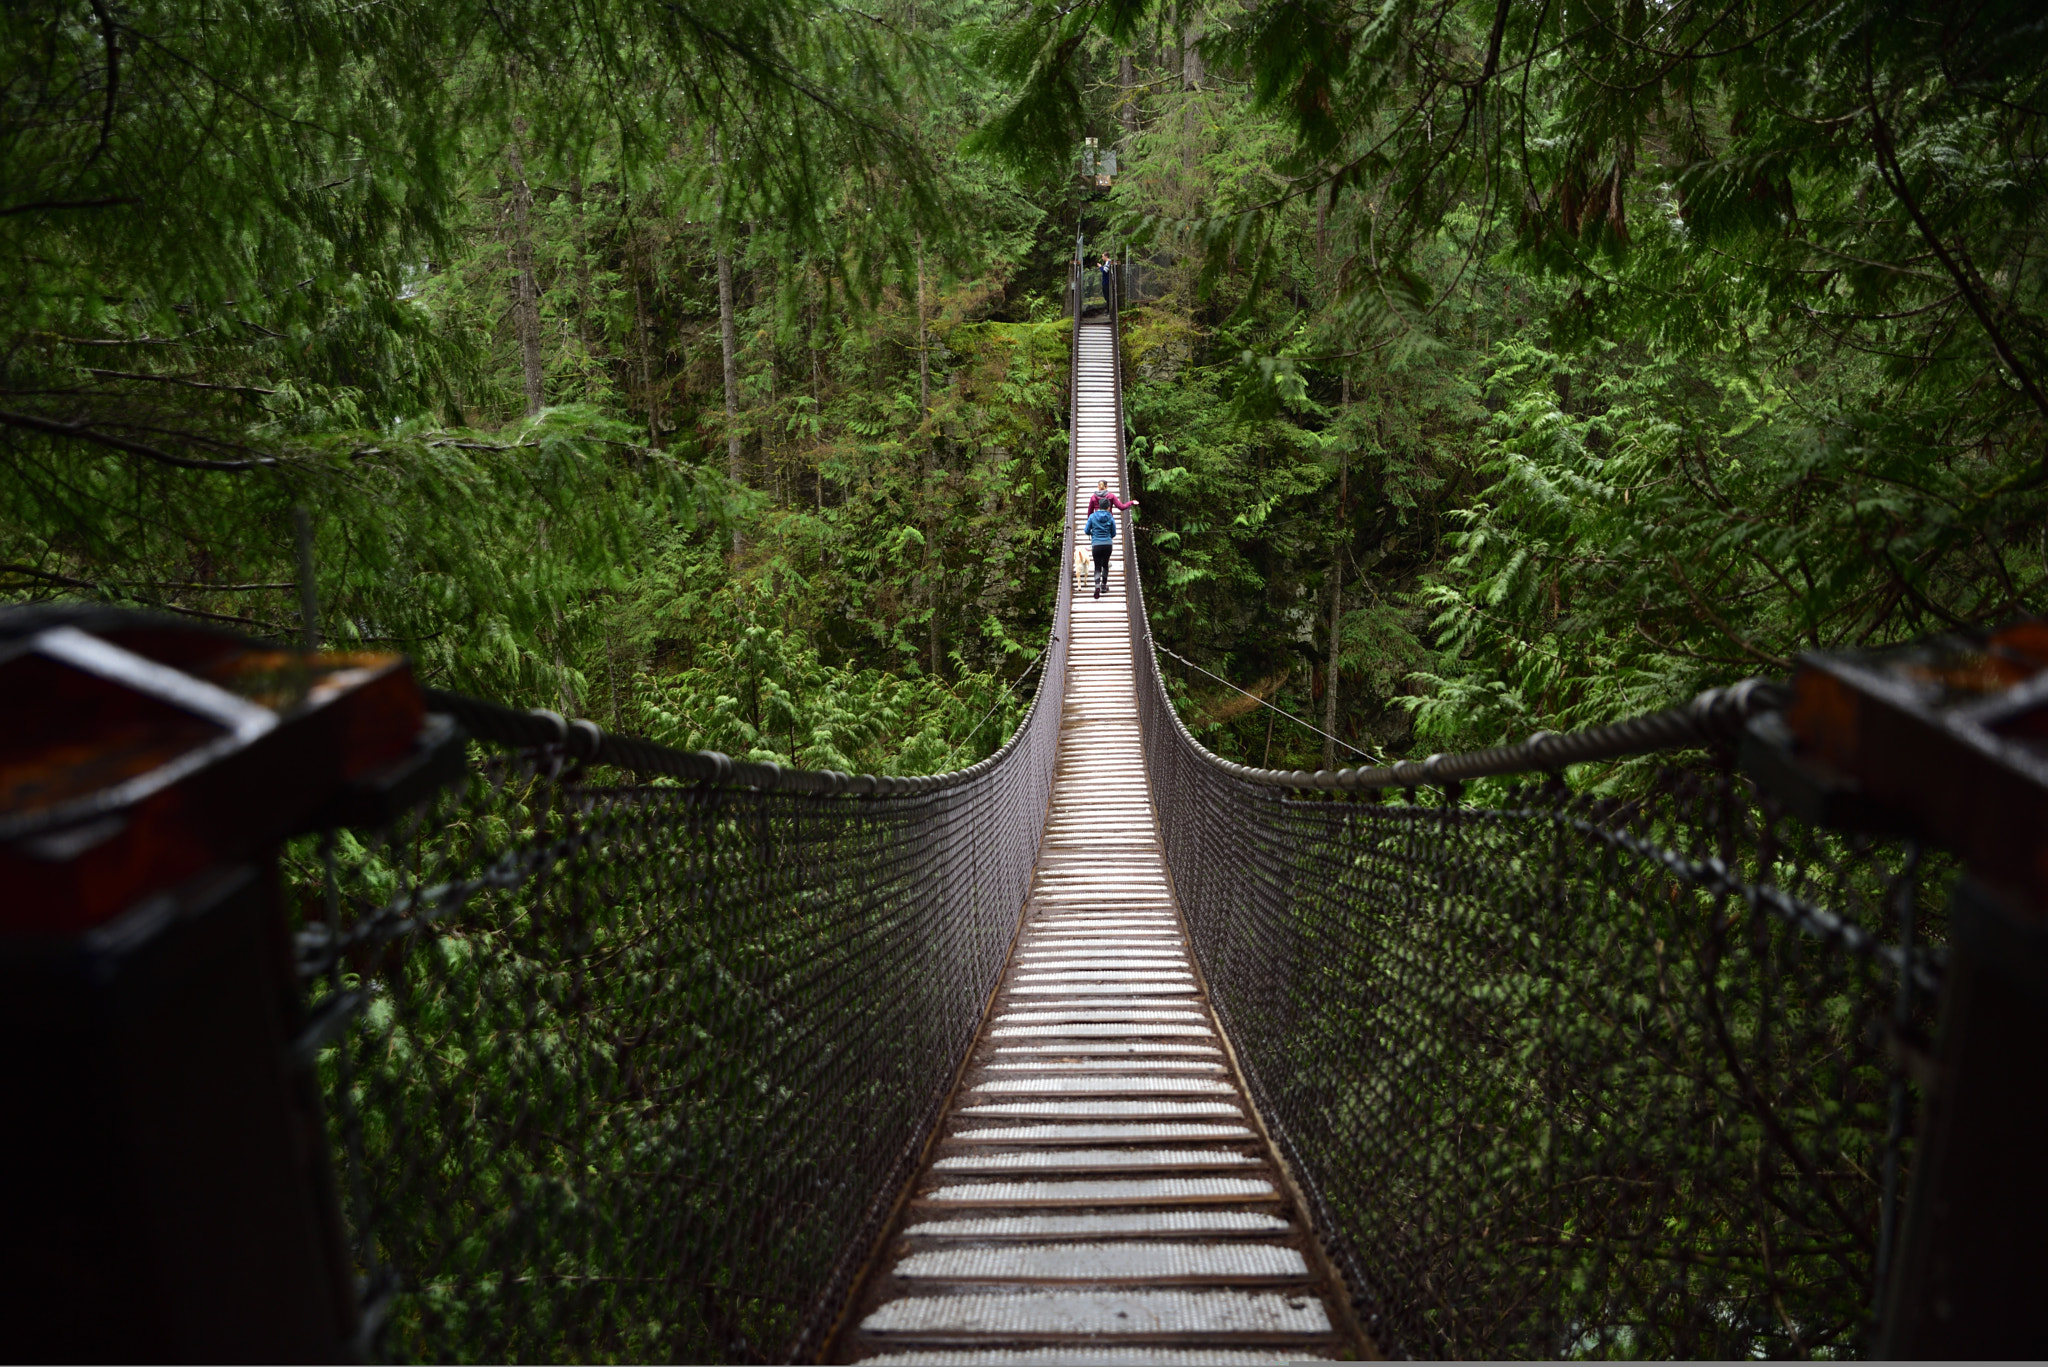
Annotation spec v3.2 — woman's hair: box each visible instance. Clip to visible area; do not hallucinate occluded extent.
[1097,479,1109,488]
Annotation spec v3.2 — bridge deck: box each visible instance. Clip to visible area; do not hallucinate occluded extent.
[836,319,1356,1364]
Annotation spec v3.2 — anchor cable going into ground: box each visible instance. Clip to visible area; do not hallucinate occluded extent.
[1153,642,1383,765]
[962,635,1058,743]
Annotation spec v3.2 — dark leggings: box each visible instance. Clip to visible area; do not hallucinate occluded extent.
[1092,543,1112,591]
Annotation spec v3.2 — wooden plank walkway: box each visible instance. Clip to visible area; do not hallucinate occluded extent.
[835,319,1357,1365]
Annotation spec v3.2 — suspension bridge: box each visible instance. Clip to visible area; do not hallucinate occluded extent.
[836,316,1354,1361]
[4,258,2040,1362]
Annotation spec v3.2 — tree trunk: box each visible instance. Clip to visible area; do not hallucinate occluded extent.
[505,138,544,417]
[554,633,578,717]
[567,153,601,394]
[1322,551,1342,771]
[918,236,940,676]
[629,219,657,446]
[711,125,745,550]
[1324,375,1350,770]
[605,620,621,731]
[632,264,657,448]
[811,313,825,512]
[717,243,743,550]
[916,235,932,422]
[756,255,779,505]
[544,526,577,717]
[768,349,780,506]
[1119,54,1138,138]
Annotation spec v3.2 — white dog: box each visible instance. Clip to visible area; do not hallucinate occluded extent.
[1074,543,1092,595]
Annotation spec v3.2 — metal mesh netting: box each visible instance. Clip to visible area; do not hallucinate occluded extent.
[289,736,1059,1360]
[1120,544,1946,1357]
[286,457,1077,1361]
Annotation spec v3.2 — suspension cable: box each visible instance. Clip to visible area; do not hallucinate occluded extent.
[963,635,1058,743]
[1153,642,1383,765]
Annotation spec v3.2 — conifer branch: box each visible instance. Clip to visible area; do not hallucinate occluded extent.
[0,409,280,469]
[1664,556,1793,669]
[86,0,120,168]
[0,197,140,217]
[1864,93,2048,429]
[85,369,276,395]
[0,564,290,635]
[0,565,293,593]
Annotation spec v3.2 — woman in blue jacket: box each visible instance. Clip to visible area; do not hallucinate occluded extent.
[1085,502,1120,599]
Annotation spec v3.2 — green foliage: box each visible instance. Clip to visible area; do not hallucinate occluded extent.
[967,0,2048,770]
[13,0,2043,775]
[1,0,1080,763]
[632,615,1035,773]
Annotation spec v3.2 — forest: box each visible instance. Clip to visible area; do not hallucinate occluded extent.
[5,0,2045,776]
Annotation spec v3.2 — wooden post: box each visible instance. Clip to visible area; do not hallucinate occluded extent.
[0,610,458,1361]
[1752,620,2048,1357]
